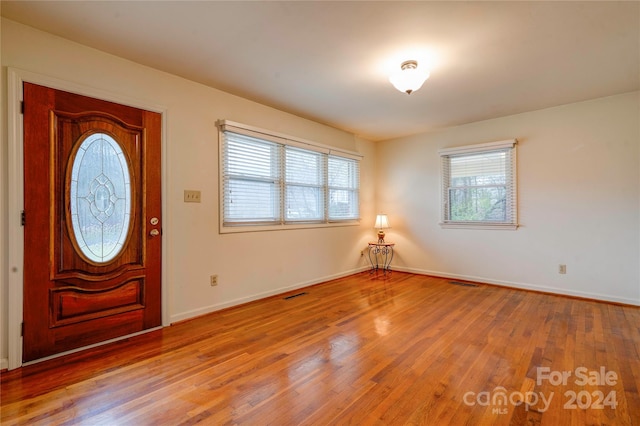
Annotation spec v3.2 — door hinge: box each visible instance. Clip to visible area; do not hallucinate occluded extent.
[21,210,25,226]
[21,322,24,337]
[20,101,25,114]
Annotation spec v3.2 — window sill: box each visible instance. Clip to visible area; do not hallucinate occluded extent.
[439,222,519,231]
[220,220,360,234]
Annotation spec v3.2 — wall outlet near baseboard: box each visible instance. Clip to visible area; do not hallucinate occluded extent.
[558,264,567,274]
[210,275,218,286]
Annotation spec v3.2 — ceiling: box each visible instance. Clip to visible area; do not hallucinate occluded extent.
[2,1,638,141]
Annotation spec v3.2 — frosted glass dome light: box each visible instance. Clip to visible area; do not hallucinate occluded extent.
[389,60,430,95]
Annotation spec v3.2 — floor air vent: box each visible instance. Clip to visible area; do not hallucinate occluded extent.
[284,292,308,300]
[449,281,479,288]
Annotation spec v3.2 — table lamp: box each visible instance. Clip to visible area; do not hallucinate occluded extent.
[374,214,390,243]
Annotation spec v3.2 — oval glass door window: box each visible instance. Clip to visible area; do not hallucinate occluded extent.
[70,132,131,263]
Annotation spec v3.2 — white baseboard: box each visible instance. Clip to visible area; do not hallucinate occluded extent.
[170,266,370,324]
[1,358,8,371]
[393,266,640,306]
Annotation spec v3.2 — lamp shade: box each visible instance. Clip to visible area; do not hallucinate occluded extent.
[374,214,390,229]
[389,60,430,95]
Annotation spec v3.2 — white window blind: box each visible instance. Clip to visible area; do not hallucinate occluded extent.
[219,120,361,228]
[285,146,325,222]
[328,155,360,221]
[440,140,517,229]
[222,132,281,225]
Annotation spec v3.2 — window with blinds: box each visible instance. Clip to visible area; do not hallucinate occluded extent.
[223,133,281,224]
[439,140,518,229]
[328,156,359,220]
[219,120,360,229]
[285,147,325,222]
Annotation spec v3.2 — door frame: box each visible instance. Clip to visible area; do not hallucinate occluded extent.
[6,68,170,370]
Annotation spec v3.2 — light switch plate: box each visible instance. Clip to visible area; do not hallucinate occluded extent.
[184,190,201,203]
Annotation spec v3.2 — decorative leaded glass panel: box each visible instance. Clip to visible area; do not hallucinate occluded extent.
[70,133,131,263]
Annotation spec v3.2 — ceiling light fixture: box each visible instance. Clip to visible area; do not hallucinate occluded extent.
[389,60,430,95]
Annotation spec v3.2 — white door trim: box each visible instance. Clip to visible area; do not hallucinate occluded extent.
[6,68,170,370]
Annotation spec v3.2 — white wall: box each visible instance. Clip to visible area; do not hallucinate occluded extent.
[377,92,640,305]
[0,18,377,367]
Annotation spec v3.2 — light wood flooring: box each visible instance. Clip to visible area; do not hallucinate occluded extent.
[1,271,639,425]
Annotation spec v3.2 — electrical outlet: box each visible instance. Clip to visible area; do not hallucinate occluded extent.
[184,190,201,203]
[210,275,218,286]
[360,250,364,256]
[559,264,567,274]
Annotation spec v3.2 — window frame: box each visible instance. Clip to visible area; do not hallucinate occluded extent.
[439,139,518,230]
[218,120,361,233]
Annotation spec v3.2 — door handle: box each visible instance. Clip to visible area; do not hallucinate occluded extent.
[149,229,160,237]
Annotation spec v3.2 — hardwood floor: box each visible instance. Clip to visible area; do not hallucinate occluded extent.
[2,272,639,425]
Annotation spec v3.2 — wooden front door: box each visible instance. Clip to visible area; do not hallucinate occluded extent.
[22,83,162,362]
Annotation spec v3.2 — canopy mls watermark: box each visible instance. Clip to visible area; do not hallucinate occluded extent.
[462,366,619,415]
